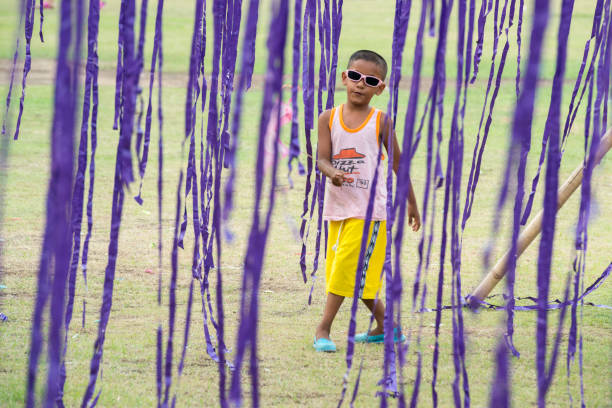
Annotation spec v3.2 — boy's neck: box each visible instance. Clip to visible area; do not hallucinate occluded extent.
[343,101,371,113]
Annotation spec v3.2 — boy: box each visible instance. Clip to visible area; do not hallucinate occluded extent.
[313,50,420,352]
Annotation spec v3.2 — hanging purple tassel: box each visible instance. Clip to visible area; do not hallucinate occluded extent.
[81,0,141,404]
[325,0,342,110]
[568,8,612,404]
[470,0,493,83]
[229,2,289,406]
[38,0,44,42]
[117,0,137,186]
[219,0,243,172]
[25,0,82,405]
[1,0,25,139]
[134,0,163,205]
[515,0,524,97]
[512,0,576,379]
[298,0,317,283]
[80,16,101,330]
[154,4,165,404]
[488,340,510,407]
[203,0,231,404]
[417,0,455,405]
[288,0,304,181]
[57,0,101,404]
[522,0,607,225]
[316,0,328,116]
[113,0,128,130]
[224,0,259,227]
[449,0,471,405]
[400,1,429,405]
[13,0,37,140]
[461,0,515,231]
[561,0,605,150]
[162,172,183,407]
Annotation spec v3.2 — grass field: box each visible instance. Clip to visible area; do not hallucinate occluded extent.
[1,0,611,406]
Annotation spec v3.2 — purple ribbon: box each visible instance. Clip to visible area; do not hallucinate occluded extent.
[488,340,510,407]
[288,0,304,182]
[162,172,183,407]
[229,2,289,406]
[521,0,607,225]
[325,0,343,111]
[307,0,342,308]
[81,0,141,405]
[57,0,101,404]
[134,0,164,205]
[113,0,127,130]
[25,0,81,405]
[1,0,25,139]
[13,0,37,140]
[224,0,257,230]
[398,1,428,404]
[298,0,317,284]
[461,0,515,231]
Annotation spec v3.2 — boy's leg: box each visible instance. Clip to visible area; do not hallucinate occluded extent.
[316,292,345,340]
[360,298,384,336]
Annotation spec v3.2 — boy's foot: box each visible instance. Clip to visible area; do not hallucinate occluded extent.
[313,336,337,352]
[354,327,406,344]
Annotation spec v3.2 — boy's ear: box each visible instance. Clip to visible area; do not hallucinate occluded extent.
[341,70,349,86]
[375,83,386,95]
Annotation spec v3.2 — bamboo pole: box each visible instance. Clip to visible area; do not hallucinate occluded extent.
[469,127,612,303]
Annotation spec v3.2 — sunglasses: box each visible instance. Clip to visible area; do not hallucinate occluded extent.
[345,69,384,87]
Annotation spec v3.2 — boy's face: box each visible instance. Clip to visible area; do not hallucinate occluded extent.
[341,59,386,107]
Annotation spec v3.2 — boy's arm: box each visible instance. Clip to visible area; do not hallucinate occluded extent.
[317,110,345,187]
[380,113,421,232]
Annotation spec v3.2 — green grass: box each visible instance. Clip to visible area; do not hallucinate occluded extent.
[1,0,611,406]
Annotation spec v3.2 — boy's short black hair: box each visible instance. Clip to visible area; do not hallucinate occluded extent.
[347,50,388,80]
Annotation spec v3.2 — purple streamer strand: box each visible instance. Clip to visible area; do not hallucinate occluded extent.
[25,0,80,404]
[450,0,471,405]
[38,0,44,42]
[58,0,101,403]
[488,339,510,407]
[135,0,163,205]
[1,1,25,139]
[522,0,607,225]
[33,0,83,404]
[229,2,288,405]
[224,0,256,228]
[402,1,429,404]
[162,172,183,407]
[13,0,36,140]
[113,0,127,130]
[298,0,317,283]
[288,0,304,181]
[81,0,141,404]
[461,0,514,231]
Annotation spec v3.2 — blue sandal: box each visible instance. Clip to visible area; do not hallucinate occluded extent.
[354,327,406,344]
[313,336,337,352]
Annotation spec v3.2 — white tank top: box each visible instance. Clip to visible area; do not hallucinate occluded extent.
[323,104,387,221]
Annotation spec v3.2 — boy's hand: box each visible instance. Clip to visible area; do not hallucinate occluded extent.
[331,170,345,187]
[408,203,421,232]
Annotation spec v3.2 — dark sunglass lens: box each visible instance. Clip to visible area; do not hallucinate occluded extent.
[347,70,361,81]
[365,76,380,86]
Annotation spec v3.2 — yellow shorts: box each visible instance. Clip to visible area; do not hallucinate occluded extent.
[325,218,387,299]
